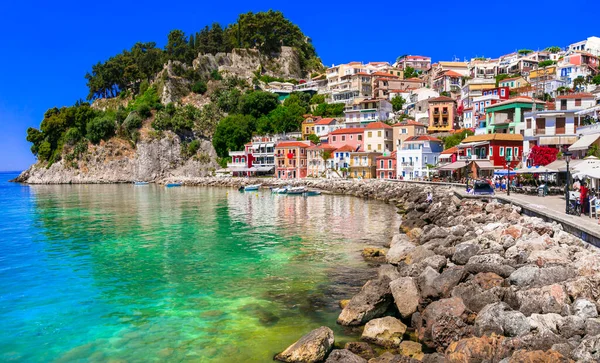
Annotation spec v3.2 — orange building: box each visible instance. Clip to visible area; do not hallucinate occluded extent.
[275,141,314,179]
[427,96,457,133]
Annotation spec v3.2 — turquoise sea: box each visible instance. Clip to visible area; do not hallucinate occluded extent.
[0,172,400,362]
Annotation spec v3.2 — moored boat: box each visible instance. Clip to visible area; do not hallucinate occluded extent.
[303,190,322,197]
[271,187,288,194]
[286,186,307,195]
[166,183,182,188]
[243,184,262,191]
[134,181,149,185]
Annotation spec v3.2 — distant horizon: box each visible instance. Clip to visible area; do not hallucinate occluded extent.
[1,0,598,171]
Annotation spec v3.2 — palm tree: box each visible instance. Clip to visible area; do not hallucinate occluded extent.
[321,150,332,178]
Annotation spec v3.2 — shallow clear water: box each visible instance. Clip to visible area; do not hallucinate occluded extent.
[0,172,399,362]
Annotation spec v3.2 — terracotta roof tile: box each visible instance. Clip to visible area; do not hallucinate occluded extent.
[330,128,365,135]
[365,122,393,129]
[335,145,355,152]
[315,118,337,125]
[275,141,313,148]
[462,134,523,143]
[556,93,595,99]
[428,96,455,103]
[404,136,442,142]
[440,146,459,155]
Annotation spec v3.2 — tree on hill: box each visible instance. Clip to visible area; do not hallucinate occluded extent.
[441,129,474,149]
[403,66,419,79]
[391,95,406,112]
[538,60,556,68]
[239,91,279,118]
[592,74,600,85]
[212,114,255,157]
[518,49,533,55]
[573,76,587,90]
[544,46,561,53]
[165,30,191,63]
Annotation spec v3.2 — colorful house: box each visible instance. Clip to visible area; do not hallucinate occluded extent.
[392,119,428,151]
[328,128,365,149]
[275,141,314,179]
[458,134,524,178]
[349,151,382,179]
[314,118,342,139]
[301,115,321,140]
[307,144,337,177]
[376,152,397,179]
[499,76,528,89]
[484,98,546,135]
[344,99,393,127]
[364,122,393,153]
[333,145,354,171]
[396,136,444,180]
[427,96,457,133]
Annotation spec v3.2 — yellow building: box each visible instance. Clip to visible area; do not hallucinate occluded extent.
[499,76,529,89]
[349,151,382,179]
[392,120,428,151]
[301,115,321,140]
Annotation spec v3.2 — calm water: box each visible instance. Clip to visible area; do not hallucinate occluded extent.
[0,172,399,362]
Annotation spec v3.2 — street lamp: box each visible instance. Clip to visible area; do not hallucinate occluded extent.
[505,155,512,196]
[564,148,573,214]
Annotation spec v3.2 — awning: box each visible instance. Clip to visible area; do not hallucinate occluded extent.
[514,166,558,174]
[544,159,584,172]
[573,166,600,179]
[457,141,490,148]
[256,166,274,172]
[575,105,600,116]
[437,161,467,171]
[474,160,495,170]
[266,143,275,148]
[569,134,600,151]
[252,144,260,150]
[538,136,578,146]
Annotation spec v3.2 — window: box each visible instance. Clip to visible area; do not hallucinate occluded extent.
[368,131,372,137]
[575,99,582,106]
[501,89,505,97]
[499,147,505,156]
[368,144,372,150]
[377,144,382,150]
[380,160,384,168]
[358,135,362,141]
[424,156,428,163]
[434,156,438,164]
[388,160,392,168]
[332,136,337,142]
[514,147,519,157]
[380,172,384,178]
[378,131,382,137]
[402,128,407,134]
[342,136,346,141]
[489,147,493,156]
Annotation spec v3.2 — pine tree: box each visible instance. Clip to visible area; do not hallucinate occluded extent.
[189,34,195,50]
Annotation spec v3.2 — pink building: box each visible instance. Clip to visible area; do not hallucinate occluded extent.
[328,128,365,149]
[376,151,397,179]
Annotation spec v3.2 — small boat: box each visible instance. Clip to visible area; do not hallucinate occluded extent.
[243,184,262,191]
[286,186,307,195]
[271,186,288,194]
[166,183,182,188]
[134,181,149,185]
[303,190,322,197]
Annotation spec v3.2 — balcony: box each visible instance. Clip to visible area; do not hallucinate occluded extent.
[534,129,546,135]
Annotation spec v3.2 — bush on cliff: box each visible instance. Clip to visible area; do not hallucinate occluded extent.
[87,117,116,144]
[192,81,207,94]
[212,114,255,157]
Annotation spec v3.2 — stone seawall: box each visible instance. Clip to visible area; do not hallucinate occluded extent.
[246,178,600,362]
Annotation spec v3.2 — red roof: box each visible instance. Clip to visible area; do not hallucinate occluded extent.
[392,120,424,127]
[442,70,463,77]
[556,93,595,99]
[428,96,455,103]
[376,151,397,159]
[356,72,372,76]
[315,118,336,125]
[405,77,424,82]
[330,128,365,135]
[365,122,392,129]
[245,142,253,146]
[335,145,355,152]
[404,136,441,142]
[275,141,313,148]
[440,146,458,155]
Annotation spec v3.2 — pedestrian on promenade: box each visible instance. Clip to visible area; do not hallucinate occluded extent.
[581,182,589,215]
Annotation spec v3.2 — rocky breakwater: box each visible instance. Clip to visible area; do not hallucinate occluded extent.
[275,184,600,362]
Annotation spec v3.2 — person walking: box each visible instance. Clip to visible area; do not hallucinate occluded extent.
[581,182,589,215]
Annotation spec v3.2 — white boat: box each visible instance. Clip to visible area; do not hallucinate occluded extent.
[243,184,262,191]
[271,187,288,194]
[134,181,149,185]
[286,186,307,195]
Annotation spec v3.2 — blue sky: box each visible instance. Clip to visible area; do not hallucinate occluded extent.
[0,0,596,171]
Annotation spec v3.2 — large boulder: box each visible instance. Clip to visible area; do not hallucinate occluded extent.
[474,302,530,337]
[337,277,393,326]
[324,349,366,363]
[418,266,440,299]
[368,352,421,362]
[516,284,570,316]
[508,265,575,288]
[274,326,335,363]
[399,341,424,360]
[422,297,466,333]
[361,316,407,348]
[445,335,515,363]
[571,334,600,362]
[344,342,374,360]
[507,349,572,362]
[572,298,598,319]
[390,277,420,319]
[465,254,515,277]
[432,266,466,298]
[387,235,416,265]
[430,313,473,350]
[451,243,480,265]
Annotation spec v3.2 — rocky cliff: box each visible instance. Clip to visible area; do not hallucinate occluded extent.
[14,131,217,184]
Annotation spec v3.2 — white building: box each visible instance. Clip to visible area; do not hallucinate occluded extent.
[313,118,342,138]
[396,136,444,179]
[568,36,600,57]
[344,99,393,128]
